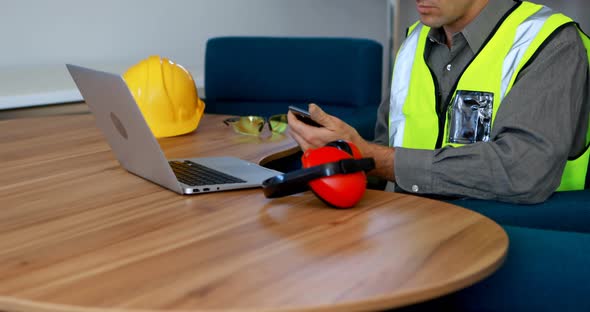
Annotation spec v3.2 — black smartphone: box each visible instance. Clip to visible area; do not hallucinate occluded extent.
[288,105,323,127]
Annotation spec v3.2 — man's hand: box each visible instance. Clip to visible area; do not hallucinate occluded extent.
[287,103,364,151]
[287,103,396,181]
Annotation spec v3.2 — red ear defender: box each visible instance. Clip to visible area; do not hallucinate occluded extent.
[302,142,367,208]
[262,140,375,208]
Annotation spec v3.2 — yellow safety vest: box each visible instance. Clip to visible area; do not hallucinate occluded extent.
[389,1,590,191]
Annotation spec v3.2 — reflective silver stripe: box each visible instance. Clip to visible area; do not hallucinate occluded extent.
[500,6,554,102]
[389,24,423,147]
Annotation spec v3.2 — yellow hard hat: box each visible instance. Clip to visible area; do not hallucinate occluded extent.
[123,55,205,138]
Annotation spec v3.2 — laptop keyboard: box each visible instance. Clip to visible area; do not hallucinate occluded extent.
[169,160,246,186]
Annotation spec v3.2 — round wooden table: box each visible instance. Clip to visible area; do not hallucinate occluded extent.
[0,114,508,312]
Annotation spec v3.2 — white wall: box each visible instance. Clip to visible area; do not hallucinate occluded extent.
[0,0,393,109]
[2,0,392,69]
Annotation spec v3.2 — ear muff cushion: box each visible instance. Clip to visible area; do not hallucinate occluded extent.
[325,140,354,156]
[302,145,367,208]
[325,140,363,159]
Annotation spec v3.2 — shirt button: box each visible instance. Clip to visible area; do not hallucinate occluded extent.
[411,185,420,193]
[446,64,452,71]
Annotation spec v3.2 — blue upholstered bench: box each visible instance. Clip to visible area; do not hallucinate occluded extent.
[204,36,383,140]
[392,225,590,312]
[449,189,590,233]
[389,190,590,311]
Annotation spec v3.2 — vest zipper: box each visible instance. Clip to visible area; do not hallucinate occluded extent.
[426,65,446,149]
[435,81,461,149]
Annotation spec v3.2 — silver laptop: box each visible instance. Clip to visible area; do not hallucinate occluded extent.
[66,64,282,195]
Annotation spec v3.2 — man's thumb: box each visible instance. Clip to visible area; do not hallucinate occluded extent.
[308,103,330,124]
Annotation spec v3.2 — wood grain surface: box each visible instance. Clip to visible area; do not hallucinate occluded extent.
[0,114,508,312]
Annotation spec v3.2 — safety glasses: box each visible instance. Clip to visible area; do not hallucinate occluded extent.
[223,114,288,136]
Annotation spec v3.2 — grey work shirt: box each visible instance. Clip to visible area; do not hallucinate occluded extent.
[373,0,590,204]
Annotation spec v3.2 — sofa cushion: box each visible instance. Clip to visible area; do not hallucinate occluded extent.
[448,189,590,233]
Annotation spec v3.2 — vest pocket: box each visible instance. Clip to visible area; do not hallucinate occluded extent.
[447,90,494,144]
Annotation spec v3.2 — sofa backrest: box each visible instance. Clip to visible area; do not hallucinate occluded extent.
[204,36,383,108]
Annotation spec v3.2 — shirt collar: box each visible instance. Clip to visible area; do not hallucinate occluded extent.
[427,0,517,53]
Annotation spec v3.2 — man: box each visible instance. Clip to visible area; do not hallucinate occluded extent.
[288,0,590,204]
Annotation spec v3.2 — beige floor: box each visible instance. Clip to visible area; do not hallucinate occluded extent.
[0,102,89,120]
